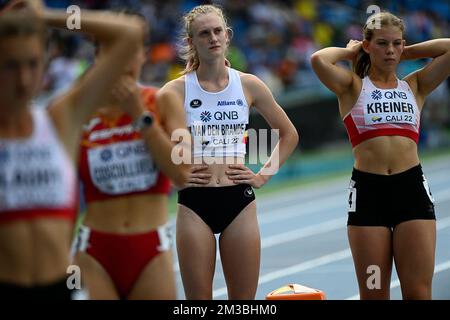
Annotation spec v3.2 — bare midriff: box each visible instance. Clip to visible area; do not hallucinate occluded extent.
[353,136,420,175]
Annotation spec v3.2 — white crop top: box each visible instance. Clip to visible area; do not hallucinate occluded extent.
[184,67,249,158]
[0,108,76,220]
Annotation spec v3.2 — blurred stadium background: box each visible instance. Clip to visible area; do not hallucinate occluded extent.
[37,0,450,187]
[32,0,450,300]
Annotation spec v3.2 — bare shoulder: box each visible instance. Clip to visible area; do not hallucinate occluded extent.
[238,71,263,87]
[155,76,186,119]
[238,71,270,100]
[237,71,279,109]
[157,76,186,99]
[337,74,363,117]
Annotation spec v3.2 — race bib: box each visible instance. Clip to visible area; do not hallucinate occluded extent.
[363,89,418,126]
[190,121,246,155]
[0,144,70,210]
[87,140,158,195]
[348,179,357,213]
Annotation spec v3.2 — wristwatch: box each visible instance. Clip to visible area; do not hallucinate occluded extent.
[133,111,154,131]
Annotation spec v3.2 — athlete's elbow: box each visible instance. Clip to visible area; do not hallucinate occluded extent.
[310,52,320,63]
[281,126,299,149]
[311,54,329,77]
[310,52,324,69]
[118,18,146,48]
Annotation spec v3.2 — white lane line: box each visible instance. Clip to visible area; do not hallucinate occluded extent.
[256,181,347,212]
[259,194,344,225]
[258,171,450,225]
[345,260,450,300]
[169,161,450,219]
[212,214,450,299]
[213,249,352,299]
[260,187,450,246]
[172,217,346,273]
[261,217,346,248]
[256,162,450,214]
[174,188,450,272]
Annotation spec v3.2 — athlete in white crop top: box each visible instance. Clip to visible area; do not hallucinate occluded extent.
[158,5,299,299]
[184,67,249,158]
[0,108,76,218]
[0,1,145,299]
[311,11,450,300]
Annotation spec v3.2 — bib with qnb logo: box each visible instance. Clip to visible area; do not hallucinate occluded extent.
[184,67,249,158]
[78,86,170,202]
[343,76,420,147]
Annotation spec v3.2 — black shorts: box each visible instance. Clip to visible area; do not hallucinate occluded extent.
[0,277,74,300]
[178,184,256,234]
[347,164,436,228]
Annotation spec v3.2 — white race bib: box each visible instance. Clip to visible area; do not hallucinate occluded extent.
[190,121,246,156]
[0,144,70,210]
[348,179,357,213]
[87,140,158,195]
[363,89,418,126]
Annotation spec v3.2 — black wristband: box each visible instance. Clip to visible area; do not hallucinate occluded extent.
[133,111,154,130]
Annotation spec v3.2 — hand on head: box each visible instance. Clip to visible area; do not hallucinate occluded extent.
[346,39,363,64]
[0,0,21,12]
[1,0,43,15]
[346,40,362,53]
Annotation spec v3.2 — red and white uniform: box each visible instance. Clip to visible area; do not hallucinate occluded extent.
[343,77,420,147]
[74,86,172,298]
[78,86,170,203]
[0,108,77,223]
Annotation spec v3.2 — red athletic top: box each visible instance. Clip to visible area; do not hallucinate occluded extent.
[0,108,77,224]
[78,86,170,203]
[343,77,420,148]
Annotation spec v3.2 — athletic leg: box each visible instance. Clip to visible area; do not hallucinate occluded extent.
[127,250,177,300]
[219,201,260,300]
[74,252,119,300]
[347,226,393,299]
[176,204,217,300]
[393,219,436,300]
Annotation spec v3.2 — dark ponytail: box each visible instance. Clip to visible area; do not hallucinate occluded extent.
[353,49,371,78]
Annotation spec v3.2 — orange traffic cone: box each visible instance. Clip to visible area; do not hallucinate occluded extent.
[266,283,326,300]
